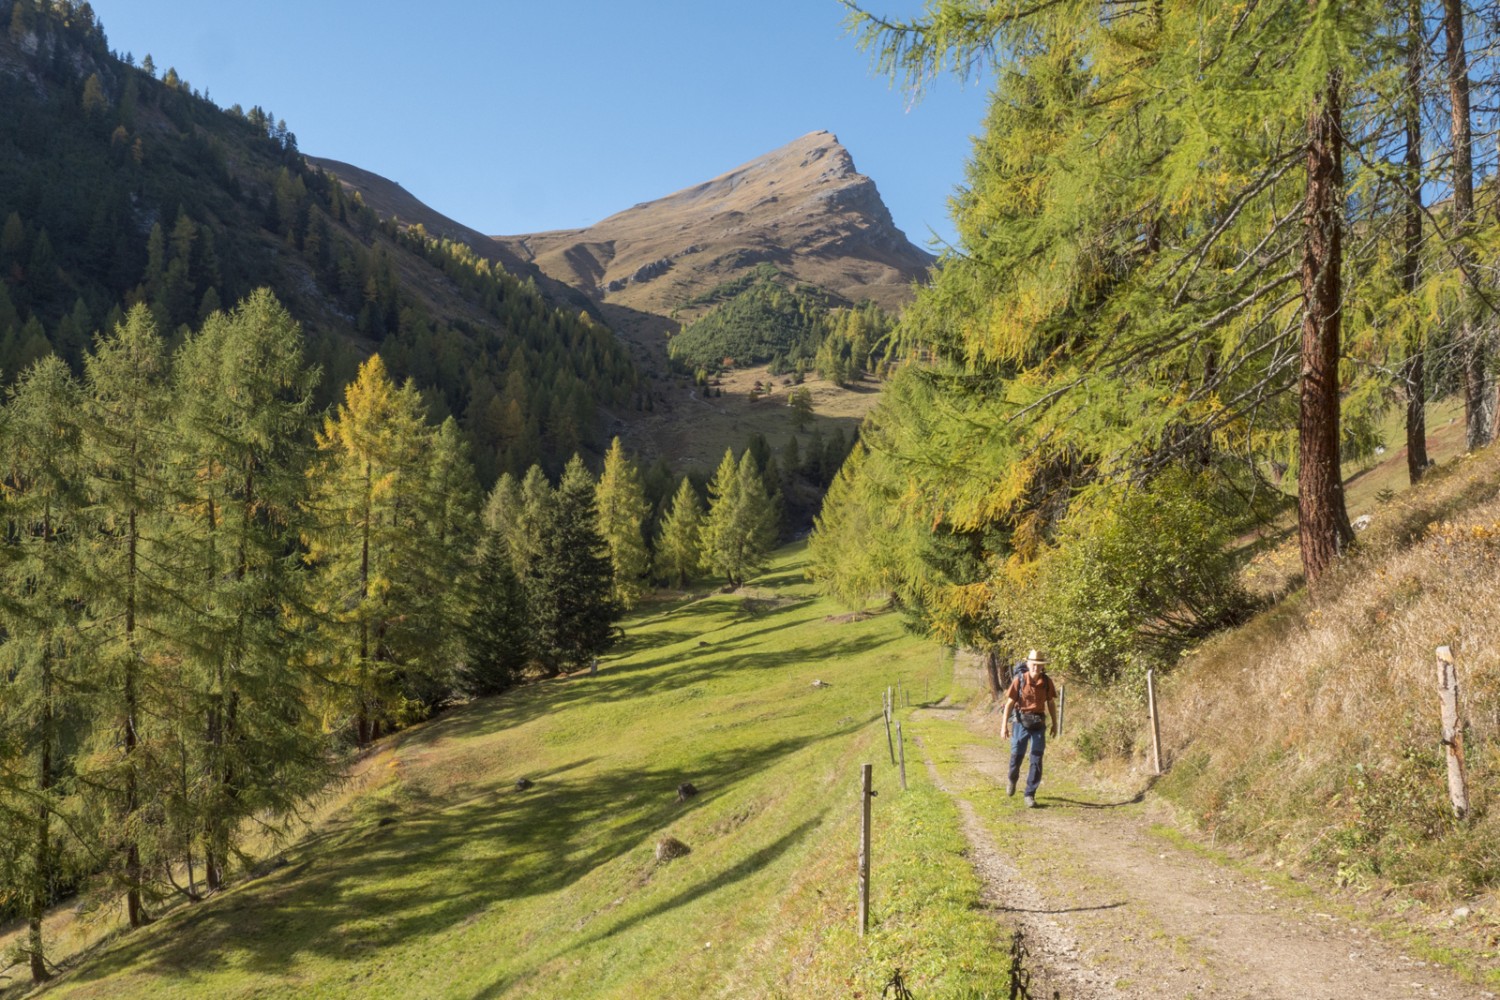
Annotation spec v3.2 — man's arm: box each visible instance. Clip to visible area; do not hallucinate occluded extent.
[1047,691,1059,737]
[1001,693,1016,737]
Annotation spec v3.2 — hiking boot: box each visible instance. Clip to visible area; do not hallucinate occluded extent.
[1023,794,1036,808]
[1006,777,1017,797]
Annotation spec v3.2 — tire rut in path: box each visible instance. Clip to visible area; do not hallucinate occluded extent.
[911,704,1493,1000]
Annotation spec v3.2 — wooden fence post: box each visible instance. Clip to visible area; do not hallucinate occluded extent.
[884,699,895,764]
[897,723,908,791]
[859,763,873,937]
[1147,668,1162,776]
[1436,646,1470,821]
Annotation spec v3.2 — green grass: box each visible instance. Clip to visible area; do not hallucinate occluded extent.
[28,546,1013,999]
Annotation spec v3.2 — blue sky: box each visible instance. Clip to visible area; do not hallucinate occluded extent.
[94,1,991,252]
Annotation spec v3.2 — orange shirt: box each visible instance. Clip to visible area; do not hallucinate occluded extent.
[1006,671,1056,715]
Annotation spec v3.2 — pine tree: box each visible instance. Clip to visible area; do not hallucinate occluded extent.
[463,536,529,695]
[526,456,619,674]
[464,474,531,692]
[594,436,650,608]
[655,476,704,588]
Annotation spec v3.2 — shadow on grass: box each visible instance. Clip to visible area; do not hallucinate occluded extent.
[412,618,893,746]
[58,731,837,990]
[474,814,827,998]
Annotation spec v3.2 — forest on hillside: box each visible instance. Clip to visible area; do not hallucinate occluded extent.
[814,0,1500,685]
[0,281,809,982]
[0,0,638,484]
[667,264,897,382]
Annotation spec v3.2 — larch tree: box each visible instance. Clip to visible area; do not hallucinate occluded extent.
[0,355,85,980]
[79,303,170,928]
[594,436,650,609]
[654,476,705,588]
[304,354,429,745]
[702,449,777,588]
[166,289,326,892]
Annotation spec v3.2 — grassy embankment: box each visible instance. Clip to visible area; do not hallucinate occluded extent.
[1045,399,1500,983]
[8,546,1009,999]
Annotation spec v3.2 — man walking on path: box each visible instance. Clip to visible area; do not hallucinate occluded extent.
[1002,649,1059,808]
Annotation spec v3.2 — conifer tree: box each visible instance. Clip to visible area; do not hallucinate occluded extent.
[304,355,428,745]
[0,355,85,981]
[594,437,650,609]
[655,476,705,588]
[166,289,325,891]
[515,464,554,578]
[703,449,777,588]
[463,533,529,695]
[402,417,481,708]
[526,456,619,674]
[79,303,169,927]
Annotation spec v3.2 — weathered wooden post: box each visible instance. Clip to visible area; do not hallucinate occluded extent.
[859,763,873,937]
[1147,668,1163,776]
[1436,646,1470,820]
[897,723,908,791]
[884,700,895,764]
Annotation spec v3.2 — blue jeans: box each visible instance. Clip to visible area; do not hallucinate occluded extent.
[1009,720,1046,796]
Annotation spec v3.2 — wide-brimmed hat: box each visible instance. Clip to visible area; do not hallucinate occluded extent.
[1026,649,1048,665]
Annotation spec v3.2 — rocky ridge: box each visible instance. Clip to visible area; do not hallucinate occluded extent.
[491,130,934,318]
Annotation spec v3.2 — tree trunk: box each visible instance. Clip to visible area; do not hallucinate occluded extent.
[1298,47,1354,587]
[1443,0,1490,450]
[125,505,148,928]
[1403,0,1428,485]
[29,525,56,983]
[983,649,1002,700]
[357,460,372,747]
[29,677,52,983]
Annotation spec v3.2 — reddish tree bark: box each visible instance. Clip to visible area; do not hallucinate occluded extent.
[1404,0,1428,484]
[1443,0,1490,450]
[1298,45,1354,587]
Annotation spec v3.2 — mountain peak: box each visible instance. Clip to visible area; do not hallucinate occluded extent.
[494,133,932,321]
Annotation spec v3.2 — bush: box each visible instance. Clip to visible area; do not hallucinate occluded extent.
[1002,470,1258,685]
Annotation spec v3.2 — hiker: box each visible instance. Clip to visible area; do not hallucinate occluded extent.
[1001,648,1059,808]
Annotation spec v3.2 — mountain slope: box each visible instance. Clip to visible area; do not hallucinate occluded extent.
[305,155,603,318]
[492,131,934,319]
[0,0,635,483]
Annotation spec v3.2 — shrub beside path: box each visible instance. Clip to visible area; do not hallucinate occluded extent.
[911,700,1494,1000]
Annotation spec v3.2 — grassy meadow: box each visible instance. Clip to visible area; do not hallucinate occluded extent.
[12,546,1011,999]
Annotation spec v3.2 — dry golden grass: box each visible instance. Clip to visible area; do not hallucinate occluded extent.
[1053,441,1500,966]
[1150,444,1500,902]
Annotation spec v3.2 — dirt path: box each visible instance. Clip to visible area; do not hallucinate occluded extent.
[913,701,1494,1000]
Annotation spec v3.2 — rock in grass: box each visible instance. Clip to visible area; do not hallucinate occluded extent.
[515,778,534,791]
[676,782,698,803]
[655,836,691,862]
